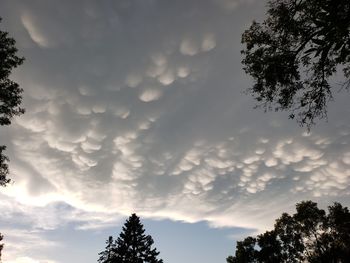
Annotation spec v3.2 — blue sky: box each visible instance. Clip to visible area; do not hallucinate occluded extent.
[0,201,255,262]
[25,217,253,263]
[0,0,349,262]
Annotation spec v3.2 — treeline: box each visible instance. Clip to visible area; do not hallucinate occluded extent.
[227,201,350,263]
[98,201,350,263]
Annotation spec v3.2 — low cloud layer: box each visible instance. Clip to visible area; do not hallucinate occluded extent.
[0,0,349,261]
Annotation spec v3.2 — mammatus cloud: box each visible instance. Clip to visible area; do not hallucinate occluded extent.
[0,0,349,262]
[139,89,163,102]
[5,101,350,230]
[21,13,50,48]
[180,34,217,56]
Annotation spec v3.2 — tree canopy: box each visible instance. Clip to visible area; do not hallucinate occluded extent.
[98,214,163,263]
[241,0,350,128]
[227,201,350,263]
[0,17,25,186]
[0,233,3,261]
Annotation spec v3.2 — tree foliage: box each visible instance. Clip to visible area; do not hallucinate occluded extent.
[0,233,3,262]
[241,0,350,127]
[98,236,116,263]
[0,17,25,186]
[0,145,9,186]
[227,201,350,263]
[98,214,163,263]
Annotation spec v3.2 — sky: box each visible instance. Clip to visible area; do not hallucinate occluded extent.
[0,0,349,262]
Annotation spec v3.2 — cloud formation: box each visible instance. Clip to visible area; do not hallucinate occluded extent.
[0,0,349,261]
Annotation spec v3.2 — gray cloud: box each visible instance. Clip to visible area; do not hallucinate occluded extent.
[0,0,349,261]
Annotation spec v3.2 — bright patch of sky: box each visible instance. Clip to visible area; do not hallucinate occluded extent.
[0,0,349,262]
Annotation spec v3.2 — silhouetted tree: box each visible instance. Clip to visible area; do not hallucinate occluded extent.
[0,17,25,263]
[227,237,257,263]
[257,230,282,263]
[98,214,163,263]
[227,201,350,262]
[98,236,116,263]
[0,233,3,261]
[274,213,304,262]
[0,17,25,186]
[0,146,9,187]
[241,0,350,128]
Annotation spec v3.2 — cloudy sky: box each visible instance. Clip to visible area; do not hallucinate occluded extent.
[0,0,349,262]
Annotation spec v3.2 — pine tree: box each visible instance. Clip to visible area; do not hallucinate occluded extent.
[98,214,163,263]
[114,214,163,263]
[98,236,116,263]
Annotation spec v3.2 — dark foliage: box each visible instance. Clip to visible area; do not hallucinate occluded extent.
[0,233,3,261]
[227,237,257,263]
[227,201,350,262]
[241,0,350,128]
[0,17,25,186]
[0,146,10,186]
[98,236,116,263]
[98,214,163,263]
